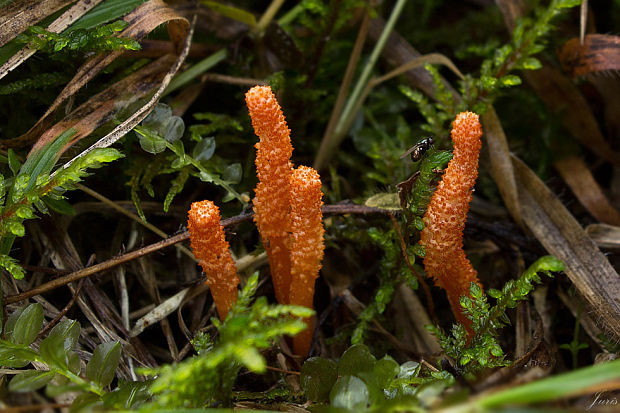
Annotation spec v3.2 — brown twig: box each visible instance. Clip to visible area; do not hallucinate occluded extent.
[4,205,390,305]
[37,278,86,338]
[388,213,436,322]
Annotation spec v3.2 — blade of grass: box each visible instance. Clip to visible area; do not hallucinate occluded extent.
[314,0,407,170]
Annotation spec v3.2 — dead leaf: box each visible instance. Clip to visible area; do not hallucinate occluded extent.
[513,155,620,341]
[35,54,178,156]
[585,223,620,250]
[554,156,620,226]
[482,106,523,228]
[0,0,74,48]
[559,34,620,78]
[1,0,190,151]
[0,0,105,81]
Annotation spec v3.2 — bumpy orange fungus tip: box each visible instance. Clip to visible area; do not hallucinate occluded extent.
[289,165,325,357]
[188,200,239,320]
[245,85,294,305]
[420,111,483,330]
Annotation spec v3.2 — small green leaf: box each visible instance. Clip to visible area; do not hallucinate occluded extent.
[519,57,542,70]
[86,341,121,388]
[43,197,76,215]
[7,220,25,237]
[11,303,44,345]
[192,136,216,161]
[397,361,420,379]
[235,344,265,372]
[15,205,35,219]
[222,163,242,184]
[9,370,54,392]
[338,344,376,376]
[137,130,167,154]
[301,357,338,402]
[8,149,21,176]
[103,380,152,409]
[373,355,399,388]
[40,319,80,369]
[70,393,103,412]
[162,116,185,143]
[499,75,521,87]
[330,375,369,410]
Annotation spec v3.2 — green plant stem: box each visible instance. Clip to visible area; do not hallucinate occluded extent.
[314,0,407,170]
[278,3,304,26]
[32,356,105,397]
[163,141,247,206]
[163,49,227,97]
[255,0,287,34]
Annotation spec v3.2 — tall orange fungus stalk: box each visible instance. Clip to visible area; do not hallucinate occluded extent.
[420,111,483,330]
[245,86,294,305]
[288,165,325,357]
[188,200,239,320]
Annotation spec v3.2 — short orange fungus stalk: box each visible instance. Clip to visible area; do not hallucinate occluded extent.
[245,85,294,305]
[188,200,239,320]
[420,111,483,330]
[289,165,325,357]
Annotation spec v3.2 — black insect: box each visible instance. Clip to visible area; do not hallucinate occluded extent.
[400,137,434,162]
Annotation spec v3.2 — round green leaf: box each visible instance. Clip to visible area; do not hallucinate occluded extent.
[338,344,376,376]
[222,163,242,184]
[330,375,369,410]
[138,132,166,154]
[373,355,400,388]
[162,116,185,143]
[301,357,338,402]
[192,137,216,161]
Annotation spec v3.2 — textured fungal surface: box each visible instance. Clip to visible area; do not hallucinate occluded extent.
[289,165,325,357]
[246,85,294,304]
[188,200,239,320]
[420,111,483,329]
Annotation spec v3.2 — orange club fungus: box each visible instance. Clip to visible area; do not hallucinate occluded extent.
[420,111,484,330]
[188,200,239,320]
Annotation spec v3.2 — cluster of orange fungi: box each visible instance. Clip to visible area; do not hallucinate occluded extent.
[188,86,324,357]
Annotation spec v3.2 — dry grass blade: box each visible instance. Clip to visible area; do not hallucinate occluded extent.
[559,34,620,77]
[2,0,190,150]
[512,155,620,341]
[585,223,620,250]
[29,54,177,157]
[366,17,460,100]
[0,0,104,81]
[482,107,523,228]
[0,0,74,47]
[60,16,195,170]
[554,156,620,226]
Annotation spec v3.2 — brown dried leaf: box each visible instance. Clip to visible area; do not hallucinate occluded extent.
[559,34,620,78]
[34,54,178,156]
[0,0,73,47]
[1,0,189,151]
[482,106,523,228]
[512,155,620,341]
[0,0,104,81]
[554,156,620,226]
[585,223,620,250]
